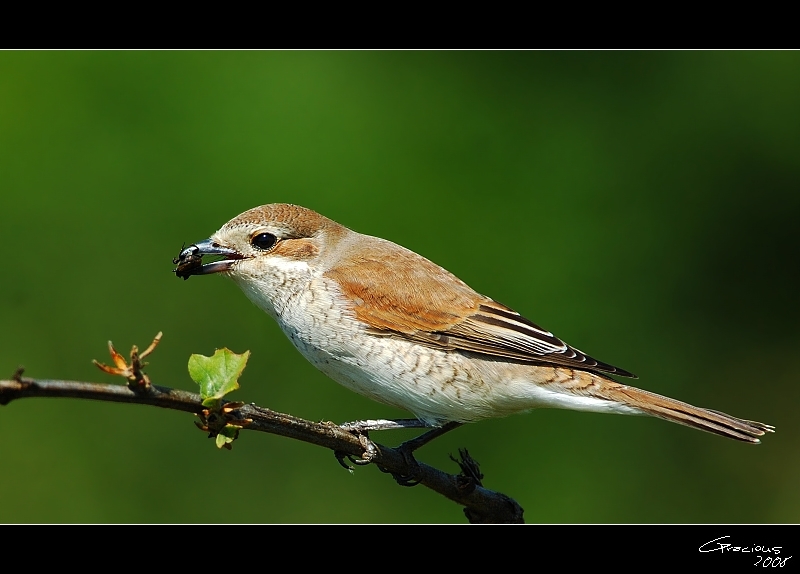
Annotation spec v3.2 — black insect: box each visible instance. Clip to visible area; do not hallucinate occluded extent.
[173,243,203,280]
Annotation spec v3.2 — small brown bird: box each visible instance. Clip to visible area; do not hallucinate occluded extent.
[176,204,773,443]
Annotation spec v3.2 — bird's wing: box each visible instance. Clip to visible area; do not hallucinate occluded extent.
[324,238,635,378]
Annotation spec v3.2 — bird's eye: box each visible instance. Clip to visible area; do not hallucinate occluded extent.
[251,232,278,251]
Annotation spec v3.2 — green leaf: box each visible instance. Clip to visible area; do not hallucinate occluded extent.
[188,348,250,408]
[215,425,240,449]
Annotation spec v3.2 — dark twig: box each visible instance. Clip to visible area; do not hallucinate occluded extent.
[0,376,524,523]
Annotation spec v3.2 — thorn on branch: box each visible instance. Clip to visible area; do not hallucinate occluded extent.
[93,332,162,392]
[12,366,25,382]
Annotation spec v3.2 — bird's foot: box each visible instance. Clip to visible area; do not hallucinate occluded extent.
[334,419,462,483]
[378,422,464,487]
[334,428,379,472]
[335,419,430,472]
[378,446,423,487]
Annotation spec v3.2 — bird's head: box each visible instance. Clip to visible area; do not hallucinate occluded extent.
[174,204,352,312]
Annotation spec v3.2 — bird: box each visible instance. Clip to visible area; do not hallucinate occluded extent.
[174,203,773,444]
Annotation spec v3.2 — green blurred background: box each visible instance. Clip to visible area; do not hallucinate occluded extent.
[1,52,797,523]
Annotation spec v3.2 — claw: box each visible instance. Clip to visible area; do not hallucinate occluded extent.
[376,442,424,487]
[333,430,379,472]
[334,451,355,472]
[378,463,422,487]
[357,434,378,463]
[395,475,422,487]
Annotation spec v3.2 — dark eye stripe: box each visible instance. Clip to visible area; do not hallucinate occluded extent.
[251,232,277,251]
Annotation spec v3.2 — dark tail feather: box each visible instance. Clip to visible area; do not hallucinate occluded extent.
[600,385,775,443]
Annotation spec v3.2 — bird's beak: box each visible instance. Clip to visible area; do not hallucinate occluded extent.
[173,238,244,280]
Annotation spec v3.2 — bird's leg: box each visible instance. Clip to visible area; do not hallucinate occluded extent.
[335,419,429,468]
[397,421,463,454]
[339,418,432,433]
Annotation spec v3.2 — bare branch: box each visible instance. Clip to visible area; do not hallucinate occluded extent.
[0,376,524,523]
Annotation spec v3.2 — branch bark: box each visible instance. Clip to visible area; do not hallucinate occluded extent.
[0,376,524,523]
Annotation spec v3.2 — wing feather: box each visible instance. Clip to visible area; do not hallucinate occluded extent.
[325,236,635,378]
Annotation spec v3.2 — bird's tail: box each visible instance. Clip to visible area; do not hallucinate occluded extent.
[597,383,774,443]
